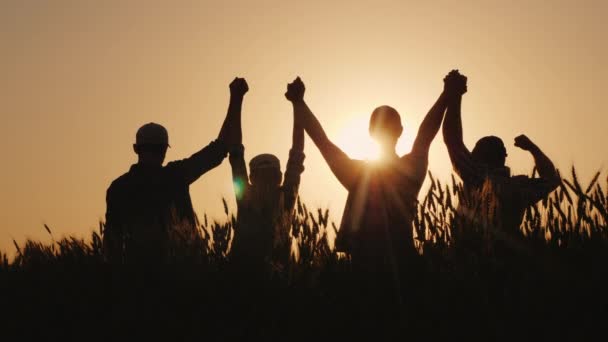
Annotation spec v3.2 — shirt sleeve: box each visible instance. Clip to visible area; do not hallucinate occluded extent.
[167,140,228,185]
[281,149,306,212]
[514,176,559,207]
[228,144,250,205]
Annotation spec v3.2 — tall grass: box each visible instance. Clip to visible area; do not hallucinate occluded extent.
[1,168,607,340]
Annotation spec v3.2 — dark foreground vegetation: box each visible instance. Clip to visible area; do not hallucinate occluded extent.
[1,168,607,340]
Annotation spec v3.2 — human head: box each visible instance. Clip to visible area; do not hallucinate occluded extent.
[249,154,282,187]
[471,136,507,169]
[133,123,169,166]
[369,105,403,150]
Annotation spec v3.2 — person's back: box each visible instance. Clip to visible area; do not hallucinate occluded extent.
[442,71,560,245]
[338,154,427,269]
[226,79,306,269]
[229,152,305,268]
[285,74,457,274]
[104,80,244,263]
[106,157,206,263]
[455,165,558,250]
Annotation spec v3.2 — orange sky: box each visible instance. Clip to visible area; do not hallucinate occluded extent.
[1,0,606,254]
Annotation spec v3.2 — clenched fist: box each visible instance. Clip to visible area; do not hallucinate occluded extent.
[230,77,249,98]
[514,134,536,151]
[285,77,305,103]
[444,69,467,97]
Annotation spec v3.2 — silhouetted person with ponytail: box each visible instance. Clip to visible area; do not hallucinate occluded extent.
[227,78,305,270]
[442,71,560,247]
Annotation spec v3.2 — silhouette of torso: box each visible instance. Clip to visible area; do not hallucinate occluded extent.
[106,163,197,260]
[458,165,554,238]
[337,154,427,269]
[228,146,305,265]
[105,140,227,262]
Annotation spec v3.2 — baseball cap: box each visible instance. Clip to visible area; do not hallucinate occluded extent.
[249,154,280,170]
[135,122,170,147]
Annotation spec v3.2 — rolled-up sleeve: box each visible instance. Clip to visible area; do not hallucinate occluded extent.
[170,140,228,185]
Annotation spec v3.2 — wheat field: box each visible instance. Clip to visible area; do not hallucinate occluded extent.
[1,168,607,340]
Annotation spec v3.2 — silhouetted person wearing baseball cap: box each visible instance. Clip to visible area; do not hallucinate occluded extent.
[103,79,243,264]
[227,78,305,270]
[442,71,560,248]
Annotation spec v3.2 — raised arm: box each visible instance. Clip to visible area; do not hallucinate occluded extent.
[442,71,468,150]
[282,101,306,211]
[177,78,248,185]
[411,71,470,158]
[218,77,248,147]
[291,99,305,153]
[410,92,448,158]
[514,135,560,203]
[441,71,481,184]
[285,77,363,190]
[223,78,250,202]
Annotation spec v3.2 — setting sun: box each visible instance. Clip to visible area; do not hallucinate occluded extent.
[335,113,414,160]
[335,114,380,160]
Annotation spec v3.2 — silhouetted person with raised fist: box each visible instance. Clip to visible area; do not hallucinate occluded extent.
[442,71,560,247]
[285,74,456,278]
[104,78,244,264]
[228,78,305,270]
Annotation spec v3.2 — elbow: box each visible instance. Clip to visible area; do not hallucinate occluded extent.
[550,172,561,190]
[544,168,561,190]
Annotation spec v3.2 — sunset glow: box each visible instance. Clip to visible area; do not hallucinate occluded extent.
[0,1,605,254]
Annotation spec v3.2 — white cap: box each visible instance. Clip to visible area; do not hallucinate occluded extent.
[249,154,280,170]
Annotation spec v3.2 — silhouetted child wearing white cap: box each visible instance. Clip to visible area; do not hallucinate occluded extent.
[228,79,305,270]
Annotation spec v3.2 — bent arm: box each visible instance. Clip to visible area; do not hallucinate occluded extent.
[443,95,465,150]
[529,144,559,185]
[292,100,362,190]
[175,140,228,185]
[179,87,246,184]
[292,102,305,153]
[523,144,560,203]
[410,92,448,158]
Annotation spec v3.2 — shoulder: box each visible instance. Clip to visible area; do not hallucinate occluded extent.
[511,175,531,182]
[107,171,131,199]
[162,160,189,182]
[108,171,131,190]
[400,153,428,171]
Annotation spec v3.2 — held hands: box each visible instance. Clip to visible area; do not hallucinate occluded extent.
[230,77,249,98]
[285,77,305,103]
[443,69,467,97]
[514,134,536,151]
